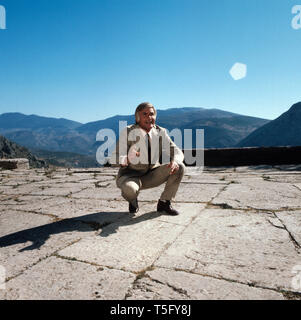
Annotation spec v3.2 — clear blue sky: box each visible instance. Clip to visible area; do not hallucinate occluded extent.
[0,0,300,123]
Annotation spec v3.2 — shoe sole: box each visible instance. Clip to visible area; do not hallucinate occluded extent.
[157,209,179,216]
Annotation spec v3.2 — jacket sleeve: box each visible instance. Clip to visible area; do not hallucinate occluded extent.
[161,128,184,164]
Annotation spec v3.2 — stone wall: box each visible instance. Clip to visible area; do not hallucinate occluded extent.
[0,158,29,170]
[184,146,301,166]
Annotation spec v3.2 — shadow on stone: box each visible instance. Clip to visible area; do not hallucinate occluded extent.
[0,210,165,251]
[98,210,165,237]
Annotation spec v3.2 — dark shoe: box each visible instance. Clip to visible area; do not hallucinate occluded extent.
[157,200,179,216]
[129,199,139,214]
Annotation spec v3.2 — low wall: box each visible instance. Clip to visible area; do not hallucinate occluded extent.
[183,146,301,166]
[0,158,30,170]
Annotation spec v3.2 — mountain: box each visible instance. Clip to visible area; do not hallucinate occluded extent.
[0,108,270,155]
[76,115,136,142]
[0,135,47,168]
[0,112,82,130]
[79,107,269,150]
[160,112,268,148]
[237,102,301,147]
[0,113,90,154]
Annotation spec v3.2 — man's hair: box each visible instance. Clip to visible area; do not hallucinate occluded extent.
[135,102,157,124]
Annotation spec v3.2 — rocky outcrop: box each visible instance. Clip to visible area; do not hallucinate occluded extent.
[237,102,301,147]
[0,135,47,168]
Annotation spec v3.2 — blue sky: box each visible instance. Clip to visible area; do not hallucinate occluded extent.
[0,0,300,123]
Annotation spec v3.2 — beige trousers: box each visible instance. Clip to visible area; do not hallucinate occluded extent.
[116,163,185,205]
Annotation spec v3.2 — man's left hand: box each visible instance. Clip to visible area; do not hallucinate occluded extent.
[167,160,179,175]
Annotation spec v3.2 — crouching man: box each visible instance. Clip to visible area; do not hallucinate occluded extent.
[110,102,185,215]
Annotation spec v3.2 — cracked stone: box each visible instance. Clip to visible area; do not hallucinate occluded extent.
[212,180,301,210]
[127,267,284,300]
[275,211,301,247]
[155,209,301,292]
[1,166,301,299]
[0,210,95,279]
[58,216,185,273]
[0,256,135,300]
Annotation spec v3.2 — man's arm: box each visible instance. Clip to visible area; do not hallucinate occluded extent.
[161,128,184,162]
[161,128,184,174]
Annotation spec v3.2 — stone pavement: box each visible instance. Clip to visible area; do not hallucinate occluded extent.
[0,165,301,300]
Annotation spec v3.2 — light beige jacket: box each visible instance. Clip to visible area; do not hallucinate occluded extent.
[110,124,184,180]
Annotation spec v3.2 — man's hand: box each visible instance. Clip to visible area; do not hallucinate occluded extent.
[128,145,140,164]
[120,156,129,167]
[167,160,179,175]
[120,146,141,167]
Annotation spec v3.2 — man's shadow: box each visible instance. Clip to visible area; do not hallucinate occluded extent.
[0,210,165,252]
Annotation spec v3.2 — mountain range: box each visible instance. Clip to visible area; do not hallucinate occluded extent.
[0,107,269,156]
[1,102,301,168]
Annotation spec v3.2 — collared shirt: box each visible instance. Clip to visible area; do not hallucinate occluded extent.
[118,127,154,165]
[138,127,155,140]
[110,124,184,166]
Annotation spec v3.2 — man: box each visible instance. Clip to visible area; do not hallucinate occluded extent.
[110,102,185,215]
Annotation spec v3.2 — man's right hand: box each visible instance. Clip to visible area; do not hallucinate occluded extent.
[127,146,140,164]
[120,156,129,167]
[120,146,140,166]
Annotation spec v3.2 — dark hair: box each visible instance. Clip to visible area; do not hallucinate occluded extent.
[135,102,156,124]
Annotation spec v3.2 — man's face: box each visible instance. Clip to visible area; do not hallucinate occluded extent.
[137,107,156,132]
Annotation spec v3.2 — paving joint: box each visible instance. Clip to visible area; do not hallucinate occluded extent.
[157,265,299,299]
[274,213,301,251]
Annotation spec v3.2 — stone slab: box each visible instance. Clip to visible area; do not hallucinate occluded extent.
[138,183,224,203]
[175,183,225,202]
[39,198,130,222]
[234,166,277,173]
[58,217,185,273]
[262,175,301,184]
[0,184,42,196]
[0,196,69,213]
[126,267,284,300]
[138,202,206,226]
[48,175,115,184]
[29,185,85,196]
[212,180,301,210]
[1,166,301,300]
[70,186,123,200]
[203,167,235,173]
[0,210,52,236]
[155,209,301,292]
[183,170,231,184]
[0,179,33,186]
[0,256,135,300]
[0,210,95,279]
[0,159,29,170]
[0,170,31,177]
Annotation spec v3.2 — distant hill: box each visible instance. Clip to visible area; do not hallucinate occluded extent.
[78,107,269,150]
[0,135,47,168]
[30,148,99,168]
[0,113,90,154]
[160,112,268,148]
[0,108,269,155]
[237,102,301,147]
[0,112,81,130]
